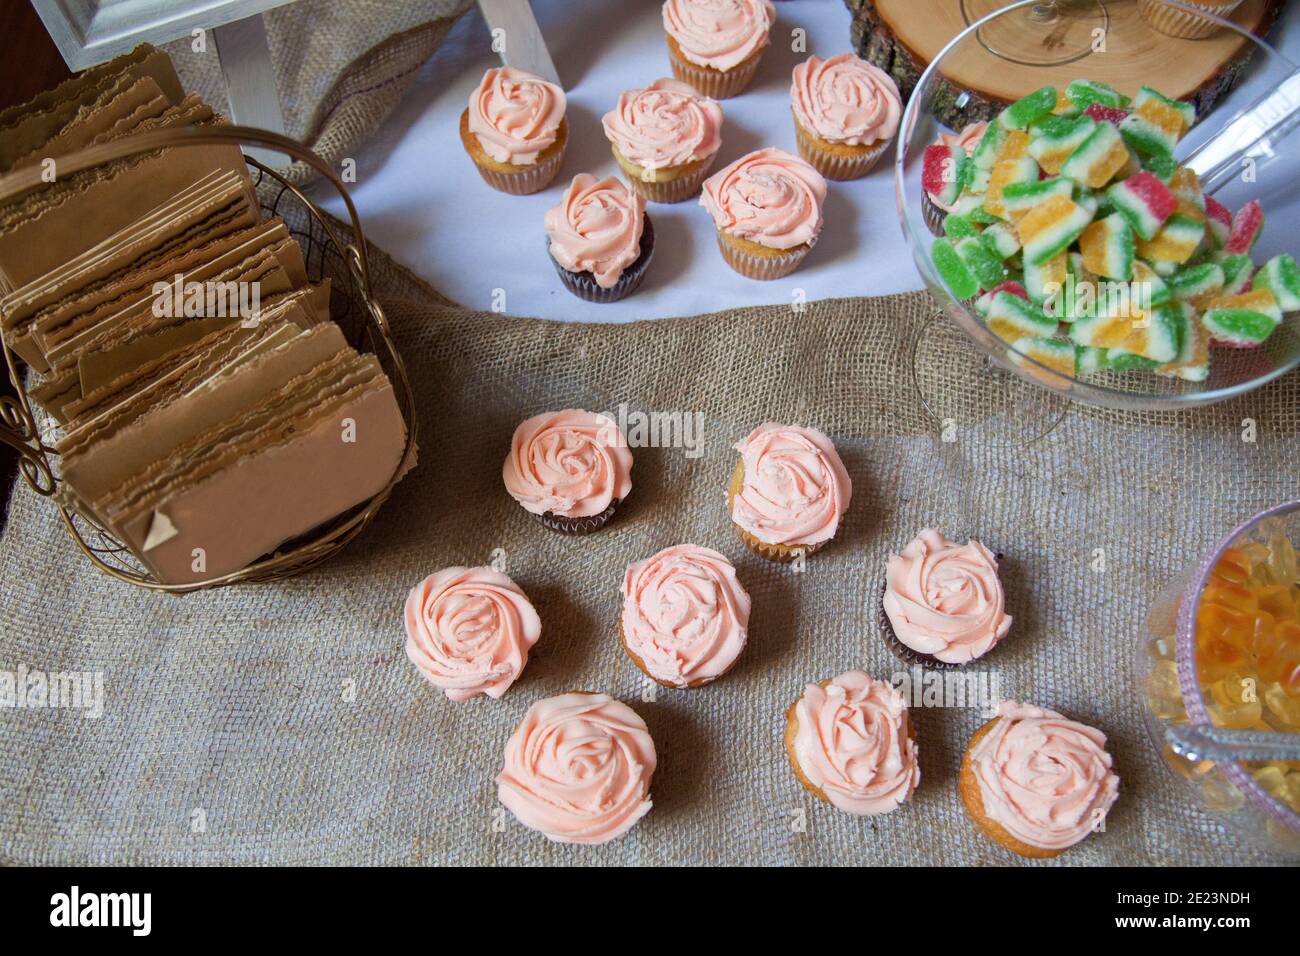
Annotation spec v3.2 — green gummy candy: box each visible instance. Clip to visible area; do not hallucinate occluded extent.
[1141,153,1178,182]
[956,237,1009,290]
[981,222,1020,259]
[1108,351,1160,371]
[1066,79,1125,111]
[998,85,1058,131]
[944,213,980,239]
[1253,254,1300,311]
[932,239,979,299]
[971,124,1007,170]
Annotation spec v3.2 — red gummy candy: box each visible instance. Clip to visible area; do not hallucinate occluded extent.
[987,280,1029,301]
[1205,195,1232,230]
[922,143,954,198]
[1085,103,1130,126]
[1226,199,1264,255]
[1122,171,1178,220]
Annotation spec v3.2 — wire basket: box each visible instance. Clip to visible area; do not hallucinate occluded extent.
[0,126,417,593]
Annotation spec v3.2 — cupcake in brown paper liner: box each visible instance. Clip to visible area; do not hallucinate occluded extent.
[700,147,827,281]
[790,54,901,182]
[603,77,723,204]
[880,529,1010,668]
[546,175,653,303]
[726,423,851,562]
[503,409,632,535]
[1137,0,1243,40]
[662,0,775,100]
[460,66,567,195]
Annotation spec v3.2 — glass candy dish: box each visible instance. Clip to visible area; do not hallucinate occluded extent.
[1140,501,1300,857]
[896,0,1300,411]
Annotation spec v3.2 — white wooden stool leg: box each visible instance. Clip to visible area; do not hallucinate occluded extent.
[212,12,288,168]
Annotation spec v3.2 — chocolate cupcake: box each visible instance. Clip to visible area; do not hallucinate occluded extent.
[502,409,632,535]
[546,174,653,303]
[879,529,1011,667]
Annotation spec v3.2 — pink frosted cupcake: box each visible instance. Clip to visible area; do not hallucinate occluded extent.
[700,147,827,280]
[620,544,751,688]
[726,422,852,561]
[459,66,567,195]
[920,121,988,236]
[403,566,541,701]
[960,700,1119,858]
[785,670,920,816]
[880,528,1011,667]
[502,409,633,534]
[497,691,656,844]
[662,0,776,99]
[545,174,653,303]
[790,53,902,181]
[602,78,724,203]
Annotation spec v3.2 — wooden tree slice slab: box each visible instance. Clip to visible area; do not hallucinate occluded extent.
[849,0,1282,127]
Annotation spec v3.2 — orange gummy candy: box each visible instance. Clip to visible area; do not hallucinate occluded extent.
[1256,585,1297,622]
[1201,580,1259,615]
[1212,548,1252,585]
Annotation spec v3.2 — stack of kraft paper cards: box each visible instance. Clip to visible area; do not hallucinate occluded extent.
[0,45,412,585]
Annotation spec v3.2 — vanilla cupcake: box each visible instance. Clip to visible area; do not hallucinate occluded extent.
[785,670,920,816]
[880,529,1011,667]
[1137,0,1243,40]
[662,0,776,100]
[497,692,656,845]
[403,567,540,701]
[502,409,632,534]
[960,700,1119,859]
[727,422,851,561]
[620,544,750,688]
[460,66,567,194]
[921,121,987,236]
[545,174,653,303]
[602,78,724,203]
[700,148,827,280]
[790,53,902,180]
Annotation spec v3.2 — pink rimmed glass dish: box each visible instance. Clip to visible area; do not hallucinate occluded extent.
[1140,500,1300,857]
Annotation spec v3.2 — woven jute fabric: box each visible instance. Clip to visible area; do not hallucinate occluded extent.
[1,230,1298,864]
[163,1,472,185]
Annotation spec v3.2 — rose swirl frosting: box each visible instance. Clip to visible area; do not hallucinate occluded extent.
[621,544,751,687]
[883,528,1011,664]
[790,54,902,146]
[502,409,633,518]
[730,422,851,546]
[545,175,646,288]
[403,566,541,701]
[602,78,724,173]
[662,0,776,72]
[970,700,1120,851]
[467,65,566,165]
[496,692,656,844]
[700,148,827,250]
[793,671,920,815]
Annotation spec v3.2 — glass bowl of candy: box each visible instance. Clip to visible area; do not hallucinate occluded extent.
[895,0,1300,411]
[1140,500,1300,856]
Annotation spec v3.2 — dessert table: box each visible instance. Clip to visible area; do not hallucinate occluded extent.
[315,0,1300,322]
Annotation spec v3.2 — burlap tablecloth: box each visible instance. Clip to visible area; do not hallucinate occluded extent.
[1,236,1298,865]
